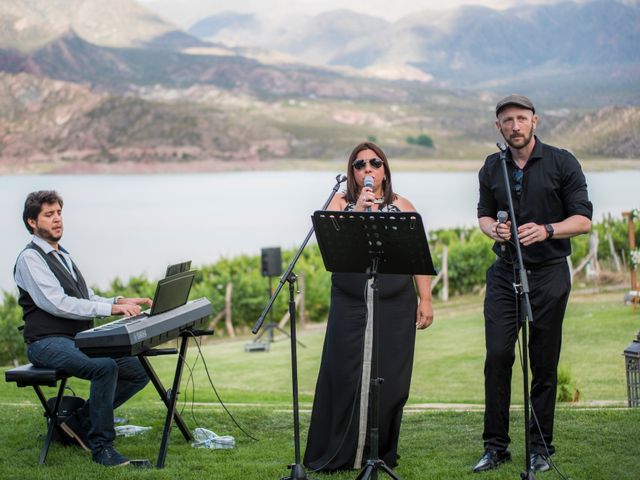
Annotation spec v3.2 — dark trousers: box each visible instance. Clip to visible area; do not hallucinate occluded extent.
[482,259,571,455]
[27,336,149,453]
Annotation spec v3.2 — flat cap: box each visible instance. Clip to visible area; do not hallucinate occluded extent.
[495,94,535,116]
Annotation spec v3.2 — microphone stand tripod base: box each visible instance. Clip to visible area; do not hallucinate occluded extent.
[355,459,401,480]
[281,462,310,480]
[244,340,270,352]
[521,470,537,480]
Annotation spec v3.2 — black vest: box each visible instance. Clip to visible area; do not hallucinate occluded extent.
[16,242,94,343]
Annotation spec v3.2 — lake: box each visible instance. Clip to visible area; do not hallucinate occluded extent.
[1,170,638,293]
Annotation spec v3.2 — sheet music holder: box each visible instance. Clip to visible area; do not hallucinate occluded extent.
[312,210,436,480]
[312,210,436,275]
[165,260,192,278]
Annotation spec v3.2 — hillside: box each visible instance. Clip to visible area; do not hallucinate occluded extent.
[0,72,492,168]
[0,0,191,51]
[0,72,293,166]
[0,0,638,171]
[187,1,640,107]
[0,29,432,103]
[550,106,640,158]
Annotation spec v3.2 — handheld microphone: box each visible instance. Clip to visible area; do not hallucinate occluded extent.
[496,210,509,252]
[364,175,373,189]
[364,176,373,212]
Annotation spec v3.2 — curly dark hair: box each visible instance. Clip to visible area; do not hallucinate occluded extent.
[22,190,63,233]
[345,141,396,206]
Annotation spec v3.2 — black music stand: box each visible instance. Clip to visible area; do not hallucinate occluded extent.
[312,210,436,480]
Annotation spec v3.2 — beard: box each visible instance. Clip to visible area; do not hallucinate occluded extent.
[36,225,62,243]
[503,128,534,150]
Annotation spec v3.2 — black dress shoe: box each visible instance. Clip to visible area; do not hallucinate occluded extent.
[473,449,512,473]
[530,453,550,472]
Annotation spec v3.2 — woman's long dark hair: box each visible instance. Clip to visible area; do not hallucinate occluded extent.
[345,142,396,206]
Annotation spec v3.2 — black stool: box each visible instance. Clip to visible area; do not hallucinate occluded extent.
[5,363,69,464]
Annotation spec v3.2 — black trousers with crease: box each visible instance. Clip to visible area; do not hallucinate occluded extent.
[482,258,571,455]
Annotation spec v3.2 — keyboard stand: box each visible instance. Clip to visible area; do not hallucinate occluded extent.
[137,328,214,468]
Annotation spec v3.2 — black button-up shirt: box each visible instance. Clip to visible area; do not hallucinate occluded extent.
[477,137,593,265]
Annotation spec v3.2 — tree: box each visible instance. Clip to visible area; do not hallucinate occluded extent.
[406,133,434,148]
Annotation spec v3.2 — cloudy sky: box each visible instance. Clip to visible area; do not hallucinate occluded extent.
[142,0,566,27]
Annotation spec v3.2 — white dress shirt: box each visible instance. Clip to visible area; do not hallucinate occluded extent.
[14,235,115,320]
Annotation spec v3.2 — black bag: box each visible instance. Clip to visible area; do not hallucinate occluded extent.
[45,395,85,445]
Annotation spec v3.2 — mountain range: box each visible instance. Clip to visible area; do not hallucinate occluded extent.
[0,0,638,170]
[188,1,640,105]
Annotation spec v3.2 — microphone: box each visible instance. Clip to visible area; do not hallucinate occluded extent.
[496,210,509,252]
[364,175,373,189]
[364,176,373,212]
[496,142,507,153]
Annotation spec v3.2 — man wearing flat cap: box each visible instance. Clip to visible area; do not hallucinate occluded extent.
[473,95,593,473]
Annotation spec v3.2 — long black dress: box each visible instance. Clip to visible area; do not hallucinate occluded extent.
[304,206,418,471]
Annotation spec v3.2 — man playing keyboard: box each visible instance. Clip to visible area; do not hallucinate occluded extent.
[14,190,152,467]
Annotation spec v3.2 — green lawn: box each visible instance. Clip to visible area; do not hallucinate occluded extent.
[0,406,638,480]
[1,290,639,479]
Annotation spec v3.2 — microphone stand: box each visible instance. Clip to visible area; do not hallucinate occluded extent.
[252,173,347,480]
[497,142,536,480]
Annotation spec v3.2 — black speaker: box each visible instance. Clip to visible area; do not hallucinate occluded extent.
[261,247,282,277]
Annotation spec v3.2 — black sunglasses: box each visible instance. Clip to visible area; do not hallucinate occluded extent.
[513,168,523,196]
[352,158,384,170]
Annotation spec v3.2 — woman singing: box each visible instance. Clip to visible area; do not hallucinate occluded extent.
[303,141,434,471]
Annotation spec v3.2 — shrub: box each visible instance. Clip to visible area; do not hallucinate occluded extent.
[0,219,633,365]
[407,133,434,148]
[570,214,639,273]
[0,292,27,365]
[557,365,579,402]
[444,231,494,295]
